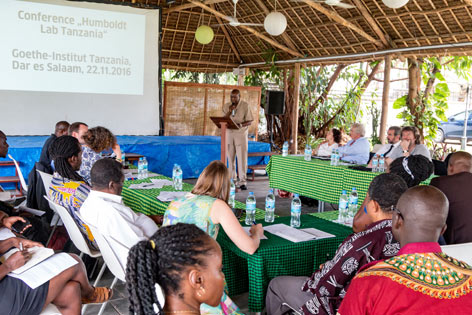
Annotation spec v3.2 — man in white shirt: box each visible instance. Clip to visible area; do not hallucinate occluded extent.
[80,158,158,268]
[338,123,370,164]
[375,126,401,158]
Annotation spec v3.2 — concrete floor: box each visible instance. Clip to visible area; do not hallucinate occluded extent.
[83,172,322,314]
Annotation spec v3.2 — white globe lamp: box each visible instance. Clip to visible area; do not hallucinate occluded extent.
[264,11,287,36]
[382,0,409,9]
[195,25,214,45]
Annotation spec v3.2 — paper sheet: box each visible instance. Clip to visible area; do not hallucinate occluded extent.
[0,227,16,241]
[8,253,78,289]
[156,191,188,202]
[242,226,268,240]
[0,192,11,201]
[264,224,316,243]
[1,247,55,274]
[300,228,335,240]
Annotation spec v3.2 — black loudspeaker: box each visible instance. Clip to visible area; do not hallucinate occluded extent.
[266,90,285,115]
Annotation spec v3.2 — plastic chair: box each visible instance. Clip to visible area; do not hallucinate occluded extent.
[86,222,165,315]
[8,154,27,194]
[40,304,61,315]
[36,170,53,193]
[44,197,107,286]
[441,242,472,266]
[86,224,126,315]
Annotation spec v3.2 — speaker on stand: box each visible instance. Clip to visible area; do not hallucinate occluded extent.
[266,90,285,151]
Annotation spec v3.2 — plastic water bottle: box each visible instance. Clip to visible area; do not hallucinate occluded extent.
[290,193,302,228]
[338,190,349,224]
[121,151,126,166]
[378,154,385,173]
[334,149,340,166]
[172,164,178,189]
[245,192,256,226]
[138,157,144,179]
[142,157,148,178]
[282,141,289,157]
[175,165,183,190]
[229,179,236,208]
[265,188,275,223]
[348,188,358,223]
[330,148,336,165]
[304,144,312,161]
[372,155,379,172]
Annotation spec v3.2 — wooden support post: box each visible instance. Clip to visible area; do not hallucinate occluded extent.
[238,74,245,86]
[291,63,301,154]
[380,56,391,144]
[221,122,227,163]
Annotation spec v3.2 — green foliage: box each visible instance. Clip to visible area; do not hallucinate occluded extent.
[391,56,470,146]
[367,89,381,146]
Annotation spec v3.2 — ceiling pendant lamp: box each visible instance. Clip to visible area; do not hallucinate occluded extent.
[195,25,214,45]
[382,0,409,9]
[264,11,287,36]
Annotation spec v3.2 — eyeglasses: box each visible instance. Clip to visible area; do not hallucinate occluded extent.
[391,205,404,220]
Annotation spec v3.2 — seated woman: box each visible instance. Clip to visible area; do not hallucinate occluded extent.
[126,223,225,315]
[314,128,341,156]
[79,126,121,184]
[162,160,264,314]
[0,236,111,315]
[48,136,97,250]
[388,155,434,188]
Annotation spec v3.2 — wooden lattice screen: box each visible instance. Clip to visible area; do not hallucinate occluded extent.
[163,82,261,140]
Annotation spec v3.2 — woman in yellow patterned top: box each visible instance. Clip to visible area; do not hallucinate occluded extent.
[48,136,97,250]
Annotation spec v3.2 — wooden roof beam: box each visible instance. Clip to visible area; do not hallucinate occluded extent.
[351,0,395,48]
[187,0,303,58]
[253,0,302,55]
[300,0,382,47]
[210,3,242,63]
[162,58,239,67]
[465,0,472,6]
[163,0,227,14]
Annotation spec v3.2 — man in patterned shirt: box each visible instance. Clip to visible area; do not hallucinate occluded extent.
[338,185,472,314]
[265,173,408,315]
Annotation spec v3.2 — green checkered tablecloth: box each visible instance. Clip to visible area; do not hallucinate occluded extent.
[217,214,352,312]
[121,176,267,221]
[267,156,433,204]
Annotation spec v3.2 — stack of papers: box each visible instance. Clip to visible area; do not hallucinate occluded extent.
[129,179,173,190]
[1,247,55,274]
[156,191,188,202]
[264,224,335,243]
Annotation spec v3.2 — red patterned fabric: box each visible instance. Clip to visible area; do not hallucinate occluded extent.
[338,242,472,315]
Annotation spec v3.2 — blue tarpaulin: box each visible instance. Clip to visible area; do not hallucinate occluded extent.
[0,135,271,185]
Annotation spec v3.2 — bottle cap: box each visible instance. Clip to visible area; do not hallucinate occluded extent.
[269,188,274,193]
[294,193,299,198]
[352,187,356,191]
[341,190,347,194]
[249,192,254,195]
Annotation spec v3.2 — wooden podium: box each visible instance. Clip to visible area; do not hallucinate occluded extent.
[210,116,240,162]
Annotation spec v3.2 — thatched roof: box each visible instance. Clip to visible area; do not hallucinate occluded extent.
[121,0,472,72]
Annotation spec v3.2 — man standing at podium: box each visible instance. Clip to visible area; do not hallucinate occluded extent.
[223,89,253,190]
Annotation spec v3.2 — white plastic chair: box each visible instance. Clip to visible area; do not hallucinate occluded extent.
[441,242,472,266]
[37,170,53,193]
[40,304,61,315]
[44,197,107,286]
[8,154,27,194]
[37,170,61,247]
[86,224,126,315]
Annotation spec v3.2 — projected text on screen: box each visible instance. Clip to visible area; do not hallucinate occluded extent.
[0,0,146,95]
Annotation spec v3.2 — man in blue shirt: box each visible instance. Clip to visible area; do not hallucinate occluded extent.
[338,123,370,164]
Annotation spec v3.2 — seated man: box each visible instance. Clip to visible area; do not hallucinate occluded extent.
[367,126,401,167]
[387,126,431,164]
[80,158,158,267]
[337,123,370,164]
[39,121,69,174]
[48,136,96,250]
[431,151,472,244]
[68,122,88,145]
[265,173,408,315]
[338,186,472,314]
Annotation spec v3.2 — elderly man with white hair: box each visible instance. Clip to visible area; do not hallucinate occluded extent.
[338,123,370,164]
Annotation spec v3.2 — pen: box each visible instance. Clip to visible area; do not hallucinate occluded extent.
[19,242,23,251]
[364,206,367,214]
[252,220,257,225]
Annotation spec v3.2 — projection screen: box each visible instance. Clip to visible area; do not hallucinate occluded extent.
[0,0,161,135]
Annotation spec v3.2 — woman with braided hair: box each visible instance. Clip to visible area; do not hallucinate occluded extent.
[79,126,122,183]
[388,155,434,187]
[48,135,97,250]
[126,223,225,315]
